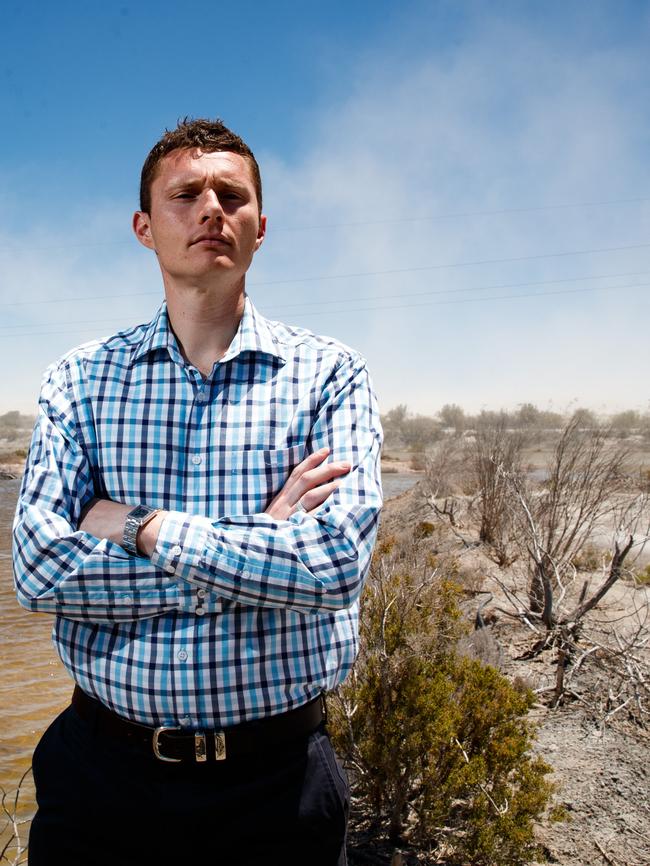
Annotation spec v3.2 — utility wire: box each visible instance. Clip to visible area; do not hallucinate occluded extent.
[248,243,650,287]
[265,270,650,311]
[1,270,648,331]
[0,195,648,250]
[274,196,650,231]
[2,242,650,308]
[1,280,646,339]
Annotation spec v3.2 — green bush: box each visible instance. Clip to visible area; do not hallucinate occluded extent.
[329,535,561,865]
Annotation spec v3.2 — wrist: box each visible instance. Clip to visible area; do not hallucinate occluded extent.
[136,512,165,558]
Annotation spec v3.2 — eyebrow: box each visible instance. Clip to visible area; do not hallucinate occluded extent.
[165,175,249,193]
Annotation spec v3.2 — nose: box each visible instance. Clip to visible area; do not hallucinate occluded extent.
[199,189,224,223]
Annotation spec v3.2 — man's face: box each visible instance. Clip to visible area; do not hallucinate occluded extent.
[133,148,266,290]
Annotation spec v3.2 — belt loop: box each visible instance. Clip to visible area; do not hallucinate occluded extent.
[195,732,207,762]
[214,731,227,761]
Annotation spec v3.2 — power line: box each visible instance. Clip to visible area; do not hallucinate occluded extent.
[1,280,645,339]
[2,241,649,308]
[1,194,649,250]
[1,270,648,331]
[289,281,648,318]
[267,270,650,311]
[247,243,650,287]
[274,196,650,231]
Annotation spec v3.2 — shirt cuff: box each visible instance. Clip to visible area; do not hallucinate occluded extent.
[151,511,222,614]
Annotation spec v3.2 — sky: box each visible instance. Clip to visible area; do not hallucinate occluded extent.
[1,0,649,418]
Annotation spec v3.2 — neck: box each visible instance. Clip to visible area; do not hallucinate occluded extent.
[164,279,246,377]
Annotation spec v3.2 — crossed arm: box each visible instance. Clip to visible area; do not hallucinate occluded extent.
[13,358,383,622]
[78,448,351,557]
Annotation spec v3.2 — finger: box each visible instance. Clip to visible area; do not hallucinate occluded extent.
[300,461,351,489]
[300,480,341,511]
[288,447,330,480]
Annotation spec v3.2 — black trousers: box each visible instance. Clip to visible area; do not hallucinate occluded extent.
[28,702,349,866]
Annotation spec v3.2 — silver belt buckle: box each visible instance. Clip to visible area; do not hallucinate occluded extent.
[152,726,182,763]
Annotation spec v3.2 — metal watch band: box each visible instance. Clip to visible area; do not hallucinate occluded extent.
[122,505,161,556]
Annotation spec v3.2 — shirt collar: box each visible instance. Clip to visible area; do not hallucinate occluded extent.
[131,296,286,366]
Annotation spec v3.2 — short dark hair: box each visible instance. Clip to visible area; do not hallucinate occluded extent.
[139,117,262,214]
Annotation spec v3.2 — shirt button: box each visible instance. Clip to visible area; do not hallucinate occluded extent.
[196,391,207,402]
[121,594,132,604]
[165,565,176,575]
[178,650,188,661]
[192,455,202,465]
[197,589,206,599]
[171,545,182,557]
[195,606,205,616]
[180,716,192,728]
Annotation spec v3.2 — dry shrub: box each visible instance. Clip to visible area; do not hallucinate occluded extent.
[470,420,525,567]
[330,535,560,865]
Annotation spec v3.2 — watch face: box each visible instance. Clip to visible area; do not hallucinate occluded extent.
[129,505,152,521]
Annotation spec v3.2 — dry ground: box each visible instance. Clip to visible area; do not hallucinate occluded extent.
[370,476,650,866]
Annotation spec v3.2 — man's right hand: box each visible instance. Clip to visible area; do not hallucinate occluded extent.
[265,448,351,520]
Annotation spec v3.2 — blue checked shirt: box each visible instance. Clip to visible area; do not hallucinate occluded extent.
[13,297,383,728]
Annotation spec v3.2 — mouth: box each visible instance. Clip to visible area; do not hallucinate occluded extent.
[191,234,231,247]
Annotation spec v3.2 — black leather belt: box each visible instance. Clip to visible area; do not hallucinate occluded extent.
[71,686,326,763]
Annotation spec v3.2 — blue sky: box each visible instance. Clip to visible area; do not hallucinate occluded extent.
[1,0,649,416]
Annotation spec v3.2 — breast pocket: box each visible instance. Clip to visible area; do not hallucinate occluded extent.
[213,445,305,516]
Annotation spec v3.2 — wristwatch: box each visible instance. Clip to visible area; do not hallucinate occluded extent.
[122,505,161,556]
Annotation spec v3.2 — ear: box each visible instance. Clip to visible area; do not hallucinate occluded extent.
[133,211,155,250]
[253,214,267,253]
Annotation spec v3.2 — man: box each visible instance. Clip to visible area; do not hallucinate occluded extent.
[12,118,383,866]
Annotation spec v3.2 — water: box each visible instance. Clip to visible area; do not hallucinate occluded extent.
[382,472,422,500]
[0,478,72,854]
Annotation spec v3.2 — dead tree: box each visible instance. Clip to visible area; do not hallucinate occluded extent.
[469,418,525,566]
[502,423,650,710]
[421,436,468,530]
[510,418,629,627]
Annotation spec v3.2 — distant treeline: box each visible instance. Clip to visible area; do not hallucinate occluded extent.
[381,403,650,450]
[0,411,36,443]
[3,405,650,453]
